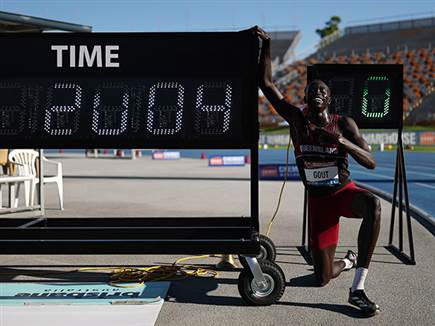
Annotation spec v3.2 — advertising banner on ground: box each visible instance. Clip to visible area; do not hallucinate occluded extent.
[209,155,246,166]
[260,131,435,146]
[259,164,300,180]
[0,282,170,305]
[419,131,435,145]
[361,132,418,145]
[0,283,169,326]
[152,151,181,160]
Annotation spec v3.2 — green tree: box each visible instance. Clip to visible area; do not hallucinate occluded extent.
[316,16,342,38]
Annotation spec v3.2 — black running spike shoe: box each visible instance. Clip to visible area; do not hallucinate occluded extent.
[344,250,357,270]
[348,288,380,316]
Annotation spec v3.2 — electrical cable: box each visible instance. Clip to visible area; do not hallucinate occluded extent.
[73,255,219,288]
[265,128,292,237]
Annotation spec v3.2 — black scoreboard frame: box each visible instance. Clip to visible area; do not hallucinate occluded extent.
[307,64,403,129]
[0,31,261,256]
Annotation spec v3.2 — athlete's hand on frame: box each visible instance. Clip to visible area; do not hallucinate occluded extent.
[248,26,271,42]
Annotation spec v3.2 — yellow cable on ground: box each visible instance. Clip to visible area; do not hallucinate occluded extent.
[77,255,219,288]
[265,130,292,237]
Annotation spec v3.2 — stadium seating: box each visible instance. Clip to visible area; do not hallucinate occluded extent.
[259,47,435,127]
[259,17,435,128]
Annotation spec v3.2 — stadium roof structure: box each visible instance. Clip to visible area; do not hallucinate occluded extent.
[0,10,92,32]
[269,30,301,64]
[345,16,435,35]
[315,15,435,57]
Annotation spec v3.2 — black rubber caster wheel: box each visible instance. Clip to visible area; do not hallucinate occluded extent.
[256,234,277,263]
[238,260,285,306]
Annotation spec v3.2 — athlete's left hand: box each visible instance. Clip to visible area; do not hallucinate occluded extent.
[245,26,271,42]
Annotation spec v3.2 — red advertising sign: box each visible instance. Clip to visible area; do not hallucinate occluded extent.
[420,132,435,145]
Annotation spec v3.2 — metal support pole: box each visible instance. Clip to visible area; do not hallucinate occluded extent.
[302,188,308,246]
[388,146,400,245]
[250,147,259,233]
[400,141,416,264]
[298,188,312,265]
[307,196,311,254]
[385,127,416,265]
[398,136,404,252]
[38,149,45,216]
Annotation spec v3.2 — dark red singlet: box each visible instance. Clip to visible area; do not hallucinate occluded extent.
[293,113,368,250]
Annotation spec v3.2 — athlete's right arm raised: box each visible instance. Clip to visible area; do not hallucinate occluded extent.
[252,26,300,123]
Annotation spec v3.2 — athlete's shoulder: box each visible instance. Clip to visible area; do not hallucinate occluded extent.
[337,115,361,136]
[338,115,358,127]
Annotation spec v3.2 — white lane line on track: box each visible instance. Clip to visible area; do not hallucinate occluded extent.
[352,168,435,191]
[377,163,435,172]
[374,166,435,178]
[351,163,435,179]
[414,183,435,190]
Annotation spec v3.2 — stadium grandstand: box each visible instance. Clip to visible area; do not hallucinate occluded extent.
[259,16,435,128]
[269,30,301,66]
[0,10,92,32]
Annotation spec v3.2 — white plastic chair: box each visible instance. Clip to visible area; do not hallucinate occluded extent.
[8,149,64,210]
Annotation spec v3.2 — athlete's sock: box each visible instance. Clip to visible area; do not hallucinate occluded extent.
[351,267,368,292]
[341,258,353,270]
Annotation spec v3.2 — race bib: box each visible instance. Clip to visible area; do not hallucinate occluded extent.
[304,161,339,186]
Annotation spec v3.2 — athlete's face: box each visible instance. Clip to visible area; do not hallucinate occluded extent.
[305,80,331,113]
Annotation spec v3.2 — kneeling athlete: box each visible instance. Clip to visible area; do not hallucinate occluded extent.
[252,26,381,316]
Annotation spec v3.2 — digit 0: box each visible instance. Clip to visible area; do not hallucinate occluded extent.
[194,82,232,135]
[361,76,391,119]
[92,84,129,136]
[147,82,184,135]
[44,83,81,136]
[0,82,26,135]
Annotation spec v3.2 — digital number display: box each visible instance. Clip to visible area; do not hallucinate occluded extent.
[307,64,403,129]
[0,33,259,148]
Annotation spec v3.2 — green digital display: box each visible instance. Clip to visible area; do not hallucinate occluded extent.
[307,65,403,129]
[361,75,391,119]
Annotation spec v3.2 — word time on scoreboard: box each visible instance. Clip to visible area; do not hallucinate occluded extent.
[0,32,259,148]
[307,64,403,129]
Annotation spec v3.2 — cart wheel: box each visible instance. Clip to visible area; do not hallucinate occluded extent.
[256,234,277,262]
[238,261,285,306]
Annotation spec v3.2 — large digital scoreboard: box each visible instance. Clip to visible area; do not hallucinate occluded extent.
[307,64,403,129]
[0,32,261,257]
[0,32,259,148]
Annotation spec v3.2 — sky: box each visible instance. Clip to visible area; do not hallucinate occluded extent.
[1,0,434,58]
